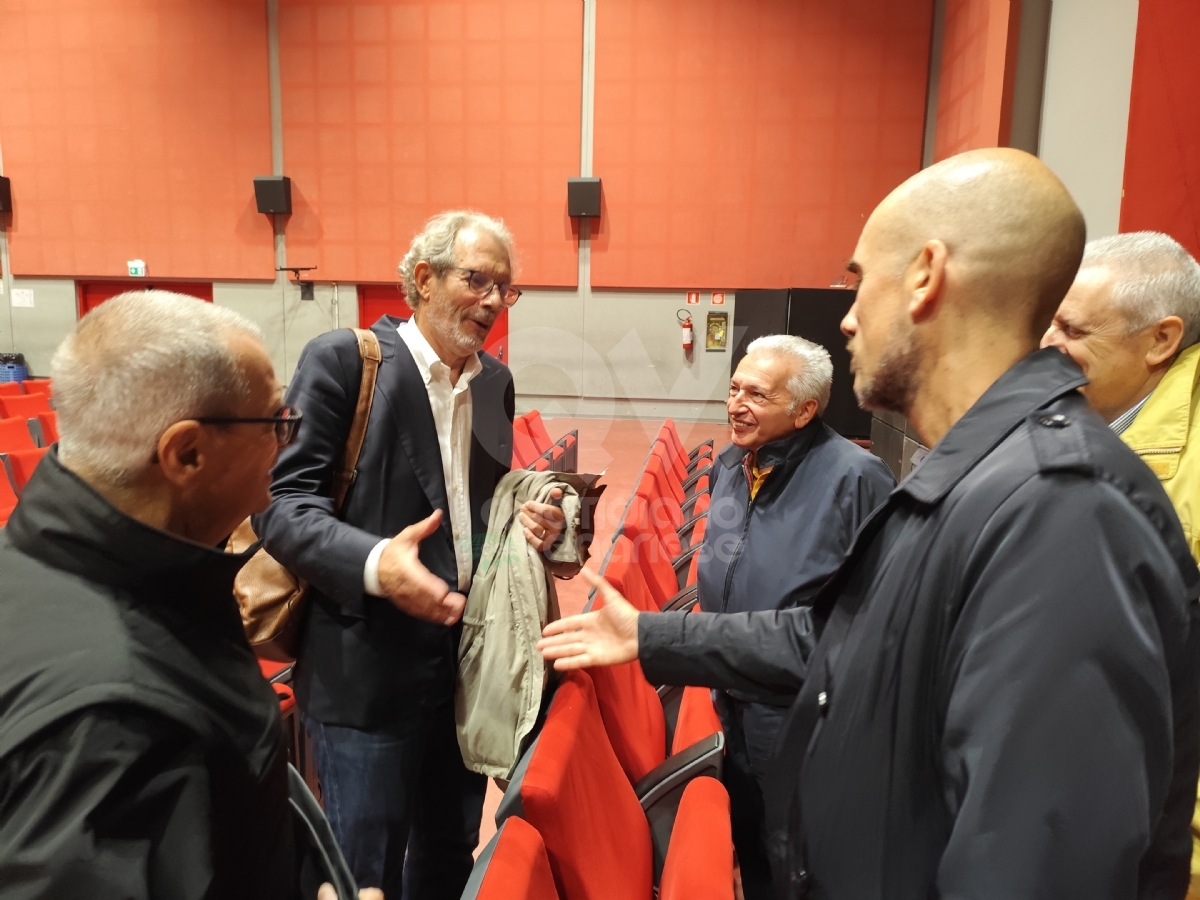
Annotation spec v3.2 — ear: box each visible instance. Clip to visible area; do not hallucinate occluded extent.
[792,398,819,429]
[908,240,948,324]
[1146,315,1185,368]
[155,420,207,488]
[413,260,436,303]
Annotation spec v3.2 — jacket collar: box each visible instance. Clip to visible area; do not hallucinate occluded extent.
[718,417,824,470]
[1121,343,1200,452]
[897,348,1088,506]
[6,448,251,635]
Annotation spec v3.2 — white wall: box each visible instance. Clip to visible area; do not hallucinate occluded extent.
[7,278,77,376]
[1039,0,1140,239]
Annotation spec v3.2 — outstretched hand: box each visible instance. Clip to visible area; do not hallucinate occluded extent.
[537,568,640,670]
[376,509,466,626]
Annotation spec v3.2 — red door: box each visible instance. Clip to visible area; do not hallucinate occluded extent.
[357,284,509,364]
[77,281,213,318]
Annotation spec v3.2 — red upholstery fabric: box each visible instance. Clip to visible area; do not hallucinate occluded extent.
[671,686,722,755]
[0,468,17,526]
[0,393,51,419]
[622,496,683,561]
[475,817,561,900]
[603,543,661,613]
[37,412,58,445]
[5,447,47,491]
[520,670,654,900]
[22,379,53,398]
[532,457,552,472]
[258,659,291,681]
[272,683,296,716]
[587,589,667,783]
[0,417,37,452]
[658,777,734,900]
[524,410,554,453]
[0,383,22,397]
[513,419,541,469]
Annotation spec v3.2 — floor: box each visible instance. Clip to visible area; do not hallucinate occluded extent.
[475,415,731,853]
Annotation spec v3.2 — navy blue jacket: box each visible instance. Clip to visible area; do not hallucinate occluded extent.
[697,420,895,623]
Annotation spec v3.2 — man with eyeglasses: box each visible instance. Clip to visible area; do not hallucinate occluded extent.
[256,210,565,900]
[0,291,380,898]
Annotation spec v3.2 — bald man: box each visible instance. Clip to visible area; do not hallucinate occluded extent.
[540,149,1200,899]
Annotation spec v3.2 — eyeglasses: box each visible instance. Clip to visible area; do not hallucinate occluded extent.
[449,267,522,307]
[195,405,303,447]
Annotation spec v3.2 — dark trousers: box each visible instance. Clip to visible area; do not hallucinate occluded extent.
[717,693,789,900]
[303,699,487,900]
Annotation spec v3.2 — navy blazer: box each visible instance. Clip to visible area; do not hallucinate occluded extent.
[255,317,514,728]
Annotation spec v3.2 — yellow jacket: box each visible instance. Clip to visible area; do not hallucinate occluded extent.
[1121,342,1200,890]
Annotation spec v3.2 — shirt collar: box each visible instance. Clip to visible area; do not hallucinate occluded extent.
[896,348,1088,506]
[1110,392,1152,435]
[397,318,482,388]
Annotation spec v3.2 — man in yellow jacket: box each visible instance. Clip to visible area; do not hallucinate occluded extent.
[1043,230,1200,892]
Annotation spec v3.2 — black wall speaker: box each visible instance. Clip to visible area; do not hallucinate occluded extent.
[567,177,601,217]
[0,176,11,213]
[254,176,292,215]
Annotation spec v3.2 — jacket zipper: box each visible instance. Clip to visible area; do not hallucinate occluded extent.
[721,490,757,612]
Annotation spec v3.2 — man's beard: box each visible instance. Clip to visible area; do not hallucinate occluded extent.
[423,295,494,357]
[853,327,922,416]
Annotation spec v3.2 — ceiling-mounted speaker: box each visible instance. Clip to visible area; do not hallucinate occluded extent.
[567,177,601,217]
[254,176,292,215]
[0,176,11,213]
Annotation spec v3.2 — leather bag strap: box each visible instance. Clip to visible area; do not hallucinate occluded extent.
[331,328,382,513]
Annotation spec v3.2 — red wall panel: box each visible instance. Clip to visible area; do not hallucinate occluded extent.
[1120,0,1200,257]
[932,0,1020,162]
[589,0,933,290]
[279,0,581,287]
[0,0,275,279]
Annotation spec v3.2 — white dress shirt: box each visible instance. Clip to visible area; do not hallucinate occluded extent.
[364,319,482,596]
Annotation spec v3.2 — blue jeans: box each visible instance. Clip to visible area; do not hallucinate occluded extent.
[303,700,487,900]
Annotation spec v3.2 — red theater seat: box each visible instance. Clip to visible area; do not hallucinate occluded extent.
[464,817,561,900]
[0,393,51,419]
[657,777,734,900]
[0,417,37,452]
[3,447,47,492]
[0,383,23,397]
[36,412,58,445]
[671,686,722,755]
[0,471,17,526]
[22,378,53,399]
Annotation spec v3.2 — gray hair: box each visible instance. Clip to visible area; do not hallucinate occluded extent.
[1081,231,1200,350]
[52,290,265,485]
[746,334,834,415]
[398,210,515,309]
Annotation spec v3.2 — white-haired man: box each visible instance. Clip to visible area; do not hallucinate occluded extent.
[701,335,894,900]
[0,292,378,899]
[256,211,566,900]
[1042,231,1200,892]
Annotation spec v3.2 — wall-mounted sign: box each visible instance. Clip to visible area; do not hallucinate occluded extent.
[11,288,34,308]
[127,259,147,277]
[711,291,725,305]
[706,312,728,351]
[686,291,701,305]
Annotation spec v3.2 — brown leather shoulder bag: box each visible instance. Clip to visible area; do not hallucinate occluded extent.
[228,327,382,661]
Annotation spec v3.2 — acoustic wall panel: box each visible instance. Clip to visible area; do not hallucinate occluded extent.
[0,0,275,279]
[590,0,933,290]
[278,0,582,286]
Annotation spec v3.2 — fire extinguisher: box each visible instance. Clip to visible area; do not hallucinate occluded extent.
[677,309,694,351]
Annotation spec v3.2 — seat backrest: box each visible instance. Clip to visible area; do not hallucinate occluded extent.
[657,777,734,900]
[524,410,554,453]
[513,423,541,469]
[6,447,48,491]
[466,817,561,900]
[602,544,660,613]
[0,393,52,419]
[0,417,37,452]
[670,686,723,756]
[587,591,668,783]
[37,412,58,445]
[0,468,17,526]
[23,378,53,398]
[621,496,683,561]
[519,670,653,900]
[0,383,23,397]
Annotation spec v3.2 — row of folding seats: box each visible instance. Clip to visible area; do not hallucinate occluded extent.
[0,409,56,526]
[0,378,54,399]
[512,410,578,473]
[464,421,729,899]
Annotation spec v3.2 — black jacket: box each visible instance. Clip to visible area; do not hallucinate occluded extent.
[639,350,1200,899]
[255,317,514,728]
[0,450,296,900]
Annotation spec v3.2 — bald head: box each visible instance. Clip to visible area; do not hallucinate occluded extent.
[867,148,1086,337]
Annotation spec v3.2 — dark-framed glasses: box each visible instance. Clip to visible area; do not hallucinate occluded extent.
[195,405,303,446]
[450,267,522,307]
